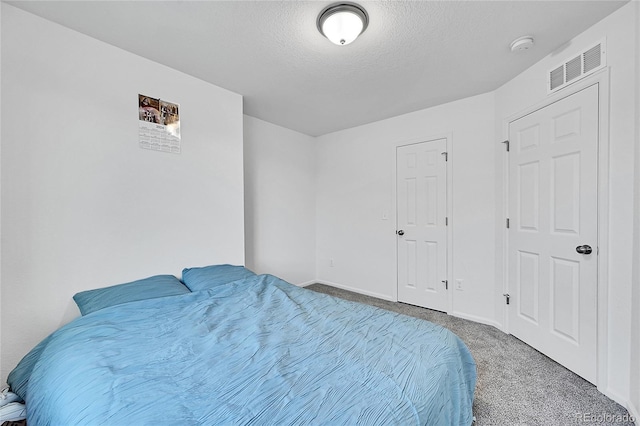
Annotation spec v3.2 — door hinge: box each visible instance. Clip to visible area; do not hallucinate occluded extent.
[502,140,510,152]
[442,280,448,290]
[503,293,510,305]
[441,152,448,162]
[445,217,449,226]
[506,218,510,229]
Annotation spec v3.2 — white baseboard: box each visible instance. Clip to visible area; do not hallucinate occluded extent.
[603,387,627,408]
[296,280,316,288]
[450,310,503,330]
[313,282,505,329]
[628,400,639,426]
[598,386,635,419]
[314,279,396,302]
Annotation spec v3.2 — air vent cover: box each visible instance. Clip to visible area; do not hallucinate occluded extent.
[548,40,606,93]
[583,44,601,73]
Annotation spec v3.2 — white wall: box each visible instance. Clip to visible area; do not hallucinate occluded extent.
[494,1,637,407]
[1,5,245,381]
[630,2,640,422]
[0,2,3,385]
[315,93,497,324]
[244,116,316,286]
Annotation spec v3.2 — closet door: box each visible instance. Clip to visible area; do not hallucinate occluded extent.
[508,84,598,383]
[397,139,448,312]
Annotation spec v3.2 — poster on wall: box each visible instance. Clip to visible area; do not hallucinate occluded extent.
[138,94,181,154]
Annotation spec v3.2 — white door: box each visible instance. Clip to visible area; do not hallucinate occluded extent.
[508,84,598,383]
[397,139,448,312]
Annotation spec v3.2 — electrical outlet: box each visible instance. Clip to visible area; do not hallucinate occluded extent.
[382,211,388,220]
[456,279,463,291]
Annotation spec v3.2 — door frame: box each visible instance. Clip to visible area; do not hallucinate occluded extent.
[501,69,610,392]
[392,134,453,314]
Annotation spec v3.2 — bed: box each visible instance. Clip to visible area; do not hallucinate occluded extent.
[7,266,476,425]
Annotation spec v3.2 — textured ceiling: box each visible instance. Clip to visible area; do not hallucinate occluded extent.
[7,0,628,136]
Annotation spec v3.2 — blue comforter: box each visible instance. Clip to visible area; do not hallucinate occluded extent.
[13,275,476,425]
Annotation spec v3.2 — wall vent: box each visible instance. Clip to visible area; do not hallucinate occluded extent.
[548,40,606,93]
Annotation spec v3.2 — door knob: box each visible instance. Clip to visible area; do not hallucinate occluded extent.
[576,245,593,255]
[396,230,404,236]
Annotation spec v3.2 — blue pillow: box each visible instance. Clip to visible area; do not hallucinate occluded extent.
[73,275,190,315]
[181,264,256,291]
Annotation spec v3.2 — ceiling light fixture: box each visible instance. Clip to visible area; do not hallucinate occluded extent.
[317,2,368,46]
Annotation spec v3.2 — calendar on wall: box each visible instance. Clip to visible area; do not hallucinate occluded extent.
[138,94,181,154]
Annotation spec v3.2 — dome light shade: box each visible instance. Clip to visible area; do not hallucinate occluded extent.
[317,3,368,46]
